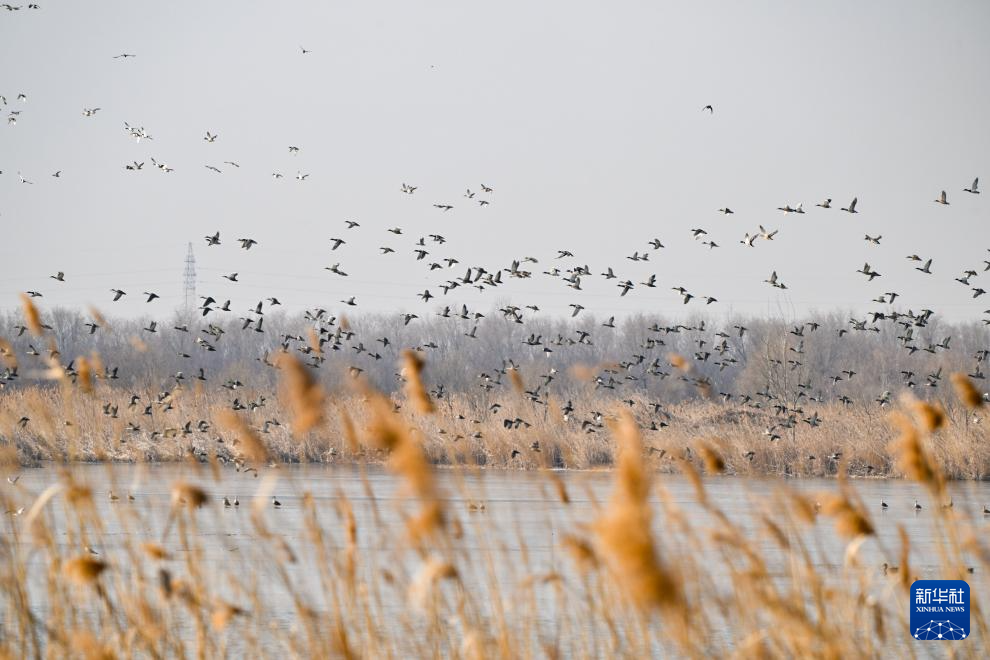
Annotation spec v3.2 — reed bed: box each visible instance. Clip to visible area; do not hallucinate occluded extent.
[0,367,988,657]
[1,381,989,480]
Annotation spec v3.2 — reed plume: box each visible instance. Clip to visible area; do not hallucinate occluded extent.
[595,410,681,611]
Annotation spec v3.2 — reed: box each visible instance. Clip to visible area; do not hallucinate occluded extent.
[0,368,987,657]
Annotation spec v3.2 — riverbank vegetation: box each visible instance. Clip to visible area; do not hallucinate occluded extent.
[1,370,987,657]
[2,307,988,478]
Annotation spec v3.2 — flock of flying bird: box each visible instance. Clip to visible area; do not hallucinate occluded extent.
[2,26,989,484]
[3,166,987,475]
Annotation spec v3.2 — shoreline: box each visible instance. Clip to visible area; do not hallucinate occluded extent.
[9,456,990,482]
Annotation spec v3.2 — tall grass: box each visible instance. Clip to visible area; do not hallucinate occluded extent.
[2,379,989,479]
[1,370,988,657]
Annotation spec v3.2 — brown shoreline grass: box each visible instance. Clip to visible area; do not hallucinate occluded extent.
[2,381,988,480]
[0,374,987,657]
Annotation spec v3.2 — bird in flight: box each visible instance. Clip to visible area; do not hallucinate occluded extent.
[113,53,136,59]
[934,190,949,205]
[841,197,858,213]
[702,105,713,113]
[764,271,787,289]
[963,177,979,194]
[82,108,100,117]
[204,131,217,143]
[238,238,258,250]
[857,263,881,281]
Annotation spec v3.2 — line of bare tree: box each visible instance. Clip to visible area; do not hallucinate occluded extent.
[1,306,987,408]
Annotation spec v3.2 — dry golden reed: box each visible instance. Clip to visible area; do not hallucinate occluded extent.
[63,555,108,585]
[951,373,984,408]
[896,525,913,592]
[306,327,323,355]
[87,306,108,329]
[888,412,941,490]
[548,471,571,504]
[0,337,16,368]
[905,395,946,432]
[19,293,43,336]
[408,557,459,610]
[568,362,622,383]
[69,630,116,660]
[170,481,208,509]
[697,442,725,474]
[667,352,689,372]
[562,534,598,573]
[363,387,445,541]
[401,349,435,414]
[818,492,874,539]
[0,380,988,659]
[211,601,247,631]
[141,542,171,560]
[64,481,94,510]
[275,353,326,436]
[340,409,359,452]
[216,409,269,463]
[76,356,95,394]
[595,410,681,611]
[507,367,524,393]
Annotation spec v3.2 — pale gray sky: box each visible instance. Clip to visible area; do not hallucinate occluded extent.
[1,1,988,322]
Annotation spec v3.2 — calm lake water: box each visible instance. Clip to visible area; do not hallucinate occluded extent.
[4,463,989,656]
